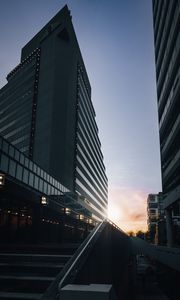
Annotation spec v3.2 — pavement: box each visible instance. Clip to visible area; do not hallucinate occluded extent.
[135,255,170,300]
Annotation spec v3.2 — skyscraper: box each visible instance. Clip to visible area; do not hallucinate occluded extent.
[152,0,180,245]
[0,5,108,221]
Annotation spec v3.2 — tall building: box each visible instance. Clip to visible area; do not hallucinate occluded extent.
[0,5,108,221]
[152,1,180,245]
[147,193,165,244]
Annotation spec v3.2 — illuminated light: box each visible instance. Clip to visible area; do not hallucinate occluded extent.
[7,210,11,214]
[65,208,71,215]
[41,196,48,205]
[22,214,25,217]
[80,214,84,220]
[0,174,5,187]
[89,219,93,224]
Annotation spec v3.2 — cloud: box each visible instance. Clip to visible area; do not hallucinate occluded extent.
[108,185,148,232]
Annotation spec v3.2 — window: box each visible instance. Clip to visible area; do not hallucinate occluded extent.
[24,157,29,168]
[0,154,9,173]
[20,154,25,165]
[34,175,39,190]
[39,179,43,192]
[9,160,16,177]
[22,168,29,184]
[16,164,23,181]
[15,150,20,162]
[150,209,157,214]
[29,172,34,187]
[2,140,9,153]
[9,145,15,158]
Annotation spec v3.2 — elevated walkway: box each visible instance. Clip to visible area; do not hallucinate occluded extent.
[131,237,180,271]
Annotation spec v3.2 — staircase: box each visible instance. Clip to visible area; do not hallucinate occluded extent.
[0,243,79,300]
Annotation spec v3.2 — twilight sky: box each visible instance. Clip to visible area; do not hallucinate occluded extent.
[0,0,162,232]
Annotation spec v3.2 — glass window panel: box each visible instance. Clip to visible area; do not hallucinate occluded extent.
[15,150,20,162]
[47,174,49,182]
[47,184,51,195]
[16,164,23,181]
[9,159,16,177]
[33,164,37,173]
[43,182,47,194]
[22,168,29,184]
[37,166,40,176]
[43,172,47,181]
[34,175,39,190]
[54,178,57,186]
[39,178,43,192]
[0,136,2,148]
[0,154,9,173]
[9,145,15,158]
[29,172,34,187]
[2,140,9,153]
[20,154,25,165]
[24,157,29,168]
[29,161,33,171]
[49,176,53,185]
[40,169,44,178]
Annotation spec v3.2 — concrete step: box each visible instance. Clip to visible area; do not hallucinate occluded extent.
[0,275,55,293]
[0,243,80,255]
[0,243,79,298]
[0,291,42,300]
[0,253,72,264]
[0,262,64,276]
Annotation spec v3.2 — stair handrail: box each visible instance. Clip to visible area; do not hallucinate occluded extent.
[41,220,106,300]
[58,220,106,291]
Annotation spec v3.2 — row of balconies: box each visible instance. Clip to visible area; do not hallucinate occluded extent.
[161,114,180,159]
[156,0,178,78]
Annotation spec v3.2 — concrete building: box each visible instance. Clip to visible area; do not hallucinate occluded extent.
[0,5,108,222]
[147,193,165,244]
[152,0,180,246]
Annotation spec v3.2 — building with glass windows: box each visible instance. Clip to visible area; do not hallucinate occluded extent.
[0,5,108,222]
[152,0,180,245]
[0,134,96,244]
[147,193,165,244]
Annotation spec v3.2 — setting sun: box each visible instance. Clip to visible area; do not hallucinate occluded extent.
[108,187,148,233]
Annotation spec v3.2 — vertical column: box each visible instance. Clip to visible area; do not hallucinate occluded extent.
[165,208,173,247]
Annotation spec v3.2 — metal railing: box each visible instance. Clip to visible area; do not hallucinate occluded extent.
[41,219,131,299]
[41,220,105,300]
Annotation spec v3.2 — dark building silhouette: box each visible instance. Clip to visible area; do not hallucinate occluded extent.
[0,5,108,221]
[152,0,180,245]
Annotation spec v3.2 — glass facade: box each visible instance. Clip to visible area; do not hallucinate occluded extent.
[0,135,96,243]
[152,0,180,194]
[75,67,108,220]
[0,48,41,157]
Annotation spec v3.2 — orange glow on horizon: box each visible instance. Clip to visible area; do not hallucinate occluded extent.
[108,187,148,233]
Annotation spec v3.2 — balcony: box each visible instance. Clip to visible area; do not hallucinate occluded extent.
[162,148,180,183]
[161,114,180,159]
